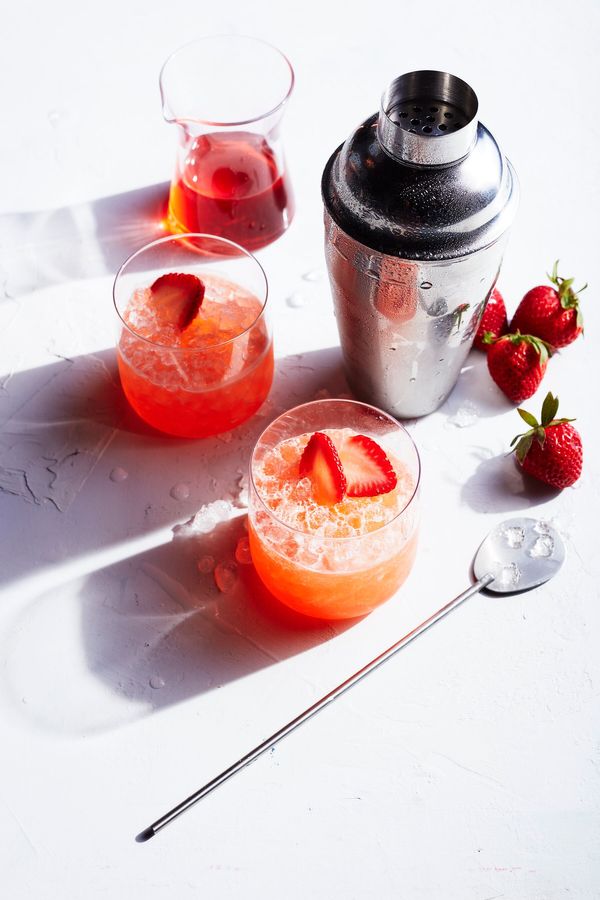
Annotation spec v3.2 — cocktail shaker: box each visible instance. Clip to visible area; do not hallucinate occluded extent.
[322,71,519,417]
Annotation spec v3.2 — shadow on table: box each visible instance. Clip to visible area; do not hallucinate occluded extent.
[0,183,169,299]
[3,512,355,736]
[0,343,357,734]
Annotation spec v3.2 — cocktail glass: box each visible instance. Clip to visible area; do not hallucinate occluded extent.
[113,233,272,438]
[160,35,295,250]
[248,399,421,619]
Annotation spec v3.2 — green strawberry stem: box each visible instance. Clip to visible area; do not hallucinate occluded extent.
[502,332,554,363]
[548,260,587,324]
[511,391,576,463]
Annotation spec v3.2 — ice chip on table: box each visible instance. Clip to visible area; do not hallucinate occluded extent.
[502,525,525,549]
[495,561,521,588]
[234,471,250,508]
[235,535,252,565]
[174,499,237,537]
[448,403,478,428]
[529,534,554,559]
[214,561,238,593]
[534,520,552,535]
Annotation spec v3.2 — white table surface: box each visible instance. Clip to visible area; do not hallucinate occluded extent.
[1,1,599,897]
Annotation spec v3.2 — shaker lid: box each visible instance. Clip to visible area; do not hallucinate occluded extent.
[322,70,519,260]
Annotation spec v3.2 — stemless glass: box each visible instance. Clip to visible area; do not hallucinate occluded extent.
[248,399,421,620]
[113,233,272,438]
[160,35,295,250]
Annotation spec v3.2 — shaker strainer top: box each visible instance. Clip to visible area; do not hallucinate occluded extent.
[322,70,519,260]
[378,71,479,166]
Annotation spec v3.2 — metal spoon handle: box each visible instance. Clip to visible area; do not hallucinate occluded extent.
[137,573,494,842]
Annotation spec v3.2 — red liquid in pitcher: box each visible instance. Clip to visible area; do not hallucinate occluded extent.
[168,131,294,250]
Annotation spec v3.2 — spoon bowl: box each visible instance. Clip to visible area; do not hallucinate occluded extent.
[474,516,565,593]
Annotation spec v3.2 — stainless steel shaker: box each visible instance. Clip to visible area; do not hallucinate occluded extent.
[322,71,519,417]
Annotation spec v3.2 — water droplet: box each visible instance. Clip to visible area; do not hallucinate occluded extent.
[286,291,306,309]
[48,109,61,127]
[302,269,323,283]
[409,377,416,383]
[420,281,433,290]
[235,536,252,565]
[214,561,238,593]
[170,482,190,501]
[110,467,128,482]
[149,676,165,690]
[197,555,215,574]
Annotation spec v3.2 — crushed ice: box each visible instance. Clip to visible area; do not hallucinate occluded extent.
[448,403,478,428]
[173,499,237,537]
[502,525,525,549]
[529,534,554,559]
[496,562,521,588]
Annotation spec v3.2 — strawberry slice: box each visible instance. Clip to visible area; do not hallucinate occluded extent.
[299,432,347,505]
[150,272,205,331]
[339,434,397,497]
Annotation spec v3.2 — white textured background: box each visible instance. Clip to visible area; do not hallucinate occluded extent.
[1,1,599,897]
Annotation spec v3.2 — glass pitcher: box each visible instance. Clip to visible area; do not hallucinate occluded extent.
[160,35,295,251]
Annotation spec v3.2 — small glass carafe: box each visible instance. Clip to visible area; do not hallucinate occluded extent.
[160,35,295,251]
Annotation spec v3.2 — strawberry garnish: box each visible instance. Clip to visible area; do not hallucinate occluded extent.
[338,434,397,498]
[150,272,205,331]
[510,392,582,489]
[510,261,587,349]
[299,432,347,505]
[474,288,508,351]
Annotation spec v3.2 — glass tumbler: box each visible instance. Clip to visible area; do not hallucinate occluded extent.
[113,233,272,438]
[248,399,421,619]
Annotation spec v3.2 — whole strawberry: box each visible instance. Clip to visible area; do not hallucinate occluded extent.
[511,261,586,349]
[474,288,508,351]
[511,392,582,489]
[486,333,552,404]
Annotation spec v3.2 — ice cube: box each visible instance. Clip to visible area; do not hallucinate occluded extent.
[534,520,551,534]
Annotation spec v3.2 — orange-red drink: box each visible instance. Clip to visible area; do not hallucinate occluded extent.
[248,400,420,619]
[113,234,272,438]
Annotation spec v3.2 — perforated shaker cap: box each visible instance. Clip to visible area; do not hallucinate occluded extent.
[321,70,519,260]
[377,71,479,166]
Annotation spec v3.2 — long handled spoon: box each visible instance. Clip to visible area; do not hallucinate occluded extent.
[136,516,564,842]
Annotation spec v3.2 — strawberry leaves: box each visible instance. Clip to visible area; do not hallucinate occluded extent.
[511,392,576,463]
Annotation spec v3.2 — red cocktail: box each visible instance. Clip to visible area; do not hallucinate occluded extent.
[113,234,272,438]
[160,36,295,251]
